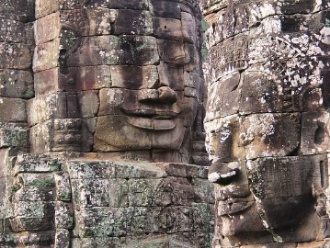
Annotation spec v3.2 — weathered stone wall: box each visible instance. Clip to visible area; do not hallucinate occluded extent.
[0,0,35,246]
[68,160,213,247]
[5,154,214,247]
[201,0,330,247]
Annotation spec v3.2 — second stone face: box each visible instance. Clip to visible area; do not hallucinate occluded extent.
[203,0,330,246]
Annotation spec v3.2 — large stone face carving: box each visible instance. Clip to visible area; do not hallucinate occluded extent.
[31,0,206,163]
[202,0,330,246]
[0,0,213,247]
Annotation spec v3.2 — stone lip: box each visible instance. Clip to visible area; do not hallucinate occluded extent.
[126,116,176,130]
[218,199,254,216]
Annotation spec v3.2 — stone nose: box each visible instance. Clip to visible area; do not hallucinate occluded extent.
[158,86,177,103]
[208,159,240,184]
[137,86,178,104]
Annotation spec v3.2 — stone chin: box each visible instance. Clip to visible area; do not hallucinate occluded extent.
[219,203,267,238]
[93,115,186,152]
[123,107,179,131]
[218,194,317,244]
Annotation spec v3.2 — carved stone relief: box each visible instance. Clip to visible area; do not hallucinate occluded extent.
[30,0,207,163]
[202,0,330,247]
[0,0,213,247]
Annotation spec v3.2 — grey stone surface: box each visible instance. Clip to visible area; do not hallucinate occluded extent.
[203,0,330,247]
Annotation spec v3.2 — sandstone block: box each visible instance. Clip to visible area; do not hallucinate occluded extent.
[126,207,161,234]
[78,179,110,207]
[128,179,162,207]
[81,118,96,152]
[34,12,61,45]
[192,203,214,233]
[184,87,197,98]
[10,216,53,232]
[0,43,32,70]
[0,176,13,220]
[78,207,126,237]
[0,97,26,123]
[29,122,52,153]
[13,154,60,176]
[114,10,153,35]
[87,9,117,36]
[34,66,111,95]
[11,232,54,246]
[55,202,73,229]
[239,70,282,114]
[72,237,122,248]
[239,113,300,159]
[281,0,320,14]
[149,0,181,19]
[165,177,195,206]
[28,92,80,125]
[0,0,32,21]
[35,9,119,45]
[184,43,197,72]
[206,35,248,82]
[158,62,184,91]
[0,148,13,178]
[55,172,72,202]
[0,128,28,148]
[13,188,55,202]
[182,97,198,127]
[301,111,330,155]
[153,17,183,41]
[67,161,116,180]
[35,0,85,18]
[114,161,167,179]
[157,39,186,66]
[0,69,34,99]
[24,22,35,45]
[247,155,327,230]
[108,0,148,9]
[54,229,70,248]
[125,235,169,248]
[159,163,208,179]
[192,179,214,204]
[16,173,55,188]
[53,118,82,152]
[184,71,200,89]
[66,35,159,67]
[33,39,60,72]
[13,201,45,218]
[78,91,99,118]
[163,206,194,233]
[182,12,197,44]
[108,179,129,208]
[0,18,26,43]
[110,65,158,89]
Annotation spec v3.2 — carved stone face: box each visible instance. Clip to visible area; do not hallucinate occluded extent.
[59,1,202,153]
[203,0,330,245]
[93,59,198,152]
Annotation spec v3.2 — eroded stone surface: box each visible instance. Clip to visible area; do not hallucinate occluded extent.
[0,0,211,247]
[203,0,330,247]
